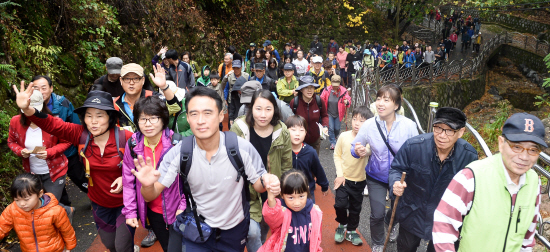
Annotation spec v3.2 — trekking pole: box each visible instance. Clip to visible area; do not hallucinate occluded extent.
[383,172,406,252]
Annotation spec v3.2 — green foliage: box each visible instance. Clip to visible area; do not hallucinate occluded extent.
[544,52,550,88]
[481,100,510,147]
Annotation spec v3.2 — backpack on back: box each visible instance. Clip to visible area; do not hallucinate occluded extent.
[292,95,323,123]
[78,127,127,186]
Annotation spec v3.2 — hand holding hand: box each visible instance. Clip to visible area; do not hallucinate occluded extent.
[334,177,346,190]
[21,149,31,158]
[131,155,160,188]
[264,174,280,196]
[110,176,123,194]
[355,142,368,157]
[126,218,139,228]
[36,151,47,160]
[393,181,407,196]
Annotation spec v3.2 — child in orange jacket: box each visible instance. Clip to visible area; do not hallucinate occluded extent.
[259,169,323,252]
[0,173,76,252]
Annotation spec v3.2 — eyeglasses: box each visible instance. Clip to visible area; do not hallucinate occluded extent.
[138,117,160,125]
[122,77,142,83]
[433,125,457,136]
[505,140,541,156]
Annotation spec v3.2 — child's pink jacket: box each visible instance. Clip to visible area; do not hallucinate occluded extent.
[258,198,323,252]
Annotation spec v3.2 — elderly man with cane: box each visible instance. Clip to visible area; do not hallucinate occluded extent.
[388,107,478,251]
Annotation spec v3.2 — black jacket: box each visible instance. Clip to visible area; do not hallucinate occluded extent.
[388,133,478,240]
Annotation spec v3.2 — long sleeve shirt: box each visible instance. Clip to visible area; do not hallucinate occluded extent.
[432,168,539,251]
[334,131,369,182]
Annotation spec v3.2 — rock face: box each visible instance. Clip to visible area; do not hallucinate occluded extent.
[402,73,487,127]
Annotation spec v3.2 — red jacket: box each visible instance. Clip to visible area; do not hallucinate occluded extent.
[320,85,351,121]
[8,115,71,182]
[289,95,329,145]
[258,199,322,252]
[0,193,77,252]
[27,114,132,208]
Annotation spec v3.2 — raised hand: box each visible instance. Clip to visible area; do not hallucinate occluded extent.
[131,155,160,188]
[149,63,167,90]
[12,81,35,113]
[264,174,280,196]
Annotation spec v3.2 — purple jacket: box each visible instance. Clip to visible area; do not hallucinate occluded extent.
[122,128,186,226]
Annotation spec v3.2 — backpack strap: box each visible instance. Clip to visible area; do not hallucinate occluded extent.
[292,96,299,114]
[178,135,206,241]
[224,131,250,202]
[78,129,93,186]
[315,95,323,124]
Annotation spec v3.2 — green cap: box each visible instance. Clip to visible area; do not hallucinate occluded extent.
[429,102,439,108]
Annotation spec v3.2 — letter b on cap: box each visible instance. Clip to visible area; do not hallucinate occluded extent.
[524,119,534,132]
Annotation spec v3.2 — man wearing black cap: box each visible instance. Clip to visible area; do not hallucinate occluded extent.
[251,62,276,94]
[228,76,248,126]
[389,107,478,252]
[91,57,125,97]
[433,113,546,252]
[245,43,257,73]
[221,59,250,109]
[276,63,300,103]
[310,35,323,57]
[283,43,294,59]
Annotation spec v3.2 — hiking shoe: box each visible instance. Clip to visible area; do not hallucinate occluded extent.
[335,224,346,243]
[134,245,140,252]
[389,223,399,243]
[372,244,384,252]
[67,207,75,225]
[363,186,369,196]
[330,144,335,150]
[345,231,363,246]
[141,229,157,247]
[386,191,389,201]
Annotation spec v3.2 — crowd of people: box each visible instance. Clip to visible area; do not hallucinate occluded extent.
[0,26,544,252]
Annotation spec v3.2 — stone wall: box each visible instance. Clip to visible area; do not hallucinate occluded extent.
[402,72,487,127]
[497,44,548,73]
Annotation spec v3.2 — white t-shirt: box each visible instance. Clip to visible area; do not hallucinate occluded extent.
[25,127,49,175]
[293,58,309,74]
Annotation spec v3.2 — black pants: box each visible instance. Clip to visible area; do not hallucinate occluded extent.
[334,179,366,231]
[66,154,89,194]
[147,207,170,252]
[474,44,480,52]
[396,225,436,252]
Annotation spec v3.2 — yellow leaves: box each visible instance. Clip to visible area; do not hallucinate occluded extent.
[343,0,354,10]
[346,9,369,33]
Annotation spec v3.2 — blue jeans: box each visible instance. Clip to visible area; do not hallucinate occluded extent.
[246,219,262,252]
[328,115,341,145]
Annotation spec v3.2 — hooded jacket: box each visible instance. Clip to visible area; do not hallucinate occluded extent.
[320,85,351,121]
[8,115,71,182]
[258,198,322,252]
[292,143,329,193]
[0,193,77,252]
[196,65,211,86]
[307,68,331,94]
[122,128,186,226]
[230,117,293,223]
[49,93,81,157]
[276,76,299,103]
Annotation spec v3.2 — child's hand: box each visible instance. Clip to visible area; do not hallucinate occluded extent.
[334,177,346,190]
[264,174,280,196]
[126,218,139,228]
[322,190,329,196]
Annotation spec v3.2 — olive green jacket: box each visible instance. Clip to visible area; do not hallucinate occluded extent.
[230,116,293,222]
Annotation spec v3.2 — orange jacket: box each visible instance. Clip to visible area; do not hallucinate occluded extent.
[0,193,76,252]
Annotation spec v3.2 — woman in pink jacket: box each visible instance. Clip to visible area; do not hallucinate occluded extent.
[259,169,323,252]
[320,75,351,150]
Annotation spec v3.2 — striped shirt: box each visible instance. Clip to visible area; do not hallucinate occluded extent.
[432,168,540,252]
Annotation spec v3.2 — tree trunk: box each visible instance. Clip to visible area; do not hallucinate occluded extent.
[395,0,401,41]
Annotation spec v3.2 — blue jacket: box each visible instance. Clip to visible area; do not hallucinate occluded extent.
[50,93,81,157]
[292,143,329,194]
[351,114,419,183]
[404,53,416,68]
[388,133,478,240]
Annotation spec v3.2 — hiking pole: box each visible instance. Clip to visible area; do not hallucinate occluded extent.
[383,172,406,252]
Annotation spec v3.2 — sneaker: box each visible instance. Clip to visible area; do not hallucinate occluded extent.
[141,229,157,247]
[67,207,75,225]
[363,186,369,196]
[389,223,399,243]
[386,191,389,201]
[345,231,363,245]
[330,144,335,150]
[134,245,140,252]
[335,224,346,243]
[372,244,384,252]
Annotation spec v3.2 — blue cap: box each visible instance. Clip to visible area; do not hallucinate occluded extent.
[502,113,547,147]
[364,49,371,55]
[263,40,272,47]
[232,60,242,68]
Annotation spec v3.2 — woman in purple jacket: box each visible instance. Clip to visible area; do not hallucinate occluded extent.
[122,95,186,252]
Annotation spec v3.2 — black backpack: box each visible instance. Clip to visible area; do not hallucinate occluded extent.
[178,131,250,240]
[292,95,323,124]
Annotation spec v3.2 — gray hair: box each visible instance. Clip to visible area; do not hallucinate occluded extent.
[225,53,233,60]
